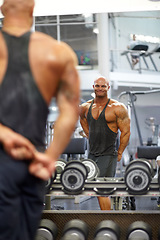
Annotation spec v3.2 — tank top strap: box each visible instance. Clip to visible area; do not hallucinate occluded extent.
[102,98,110,112]
[88,99,94,113]
[90,99,94,108]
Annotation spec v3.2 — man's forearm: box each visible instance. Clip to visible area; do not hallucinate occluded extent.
[0,123,9,142]
[118,132,130,160]
[80,119,89,138]
[46,110,79,159]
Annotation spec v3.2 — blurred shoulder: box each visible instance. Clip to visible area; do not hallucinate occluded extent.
[32,31,77,63]
[80,99,93,108]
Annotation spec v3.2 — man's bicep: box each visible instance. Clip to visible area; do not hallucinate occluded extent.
[59,63,80,105]
[117,106,130,133]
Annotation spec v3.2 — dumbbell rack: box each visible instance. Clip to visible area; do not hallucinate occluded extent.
[42,210,160,240]
[48,177,160,197]
[45,177,160,210]
[43,177,160,239]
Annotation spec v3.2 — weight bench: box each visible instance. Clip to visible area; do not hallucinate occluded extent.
[63,137,87,155]
[137,146,160,175]
[137,146,160,159]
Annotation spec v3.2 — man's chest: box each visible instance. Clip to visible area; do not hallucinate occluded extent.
[88,104,116,122]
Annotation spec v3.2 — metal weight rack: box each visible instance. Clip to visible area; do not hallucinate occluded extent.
[45,177,160,210]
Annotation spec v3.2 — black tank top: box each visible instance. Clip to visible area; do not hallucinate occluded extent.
[0,30,49,148]
[87,99,117,156]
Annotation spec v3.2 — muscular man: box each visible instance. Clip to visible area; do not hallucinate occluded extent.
[0,0,80,239]
[80,76,130,210]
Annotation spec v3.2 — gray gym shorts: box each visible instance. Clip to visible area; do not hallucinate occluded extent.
[88,153,117,177]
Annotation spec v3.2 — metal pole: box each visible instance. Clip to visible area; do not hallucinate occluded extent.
[129,92,143,146]
[57,15,60,41]
[97,13,111,97]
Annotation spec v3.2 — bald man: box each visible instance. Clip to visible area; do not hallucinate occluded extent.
[0,0,80,239]
[80,76,130,210]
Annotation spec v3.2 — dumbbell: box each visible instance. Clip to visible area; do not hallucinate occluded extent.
[94,220,120,240]
[45,171,57,194]
[126,221,152,240]
[35,219,58,240]
[158,227,160,240]
[55,159,67,179]
[81,158,100,181]
[124,159,154,195]
[60,160,88,195]
[61,219,89,240]
[156,155,160,185]
[46,158,67,193]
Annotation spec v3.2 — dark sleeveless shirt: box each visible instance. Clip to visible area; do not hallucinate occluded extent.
[0,30,49,147]
[87,99,117,156]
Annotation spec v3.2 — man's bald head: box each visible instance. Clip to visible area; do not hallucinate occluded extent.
[94,76,110,86]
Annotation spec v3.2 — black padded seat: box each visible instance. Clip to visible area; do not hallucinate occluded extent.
[137,146,160,159]
[63,138,87,154]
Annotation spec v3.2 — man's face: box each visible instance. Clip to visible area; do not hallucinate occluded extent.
[93,78,109,98]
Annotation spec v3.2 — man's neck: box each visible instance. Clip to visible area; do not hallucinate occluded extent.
[2,18,32,36]
[94,96,109,105]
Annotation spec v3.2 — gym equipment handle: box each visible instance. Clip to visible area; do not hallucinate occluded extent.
[93,187,116,196]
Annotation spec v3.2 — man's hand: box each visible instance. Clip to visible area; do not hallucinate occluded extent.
[0,125,56,180]
[29,152,56,180]
[118,152,122,162]
[0,124,35,159]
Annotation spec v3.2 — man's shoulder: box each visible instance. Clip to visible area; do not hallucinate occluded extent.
[110,99,125,106]
[80,99,93,108]
[109,99,127,111]
[32,31,58,45]
[32,32,71,48]
[79,99,93,116]
[32,31,77,63]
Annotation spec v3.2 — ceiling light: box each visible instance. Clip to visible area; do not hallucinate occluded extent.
[93,27,99,34]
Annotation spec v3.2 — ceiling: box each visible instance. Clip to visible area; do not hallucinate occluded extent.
[0,0,160,18]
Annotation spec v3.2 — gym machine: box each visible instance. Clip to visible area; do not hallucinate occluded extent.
[119,89,160,147]
[121,44,149,73]
[143,44,160,72]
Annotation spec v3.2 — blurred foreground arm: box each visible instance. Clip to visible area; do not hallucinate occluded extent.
[29,43,80,179]
[46,43,80,158]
